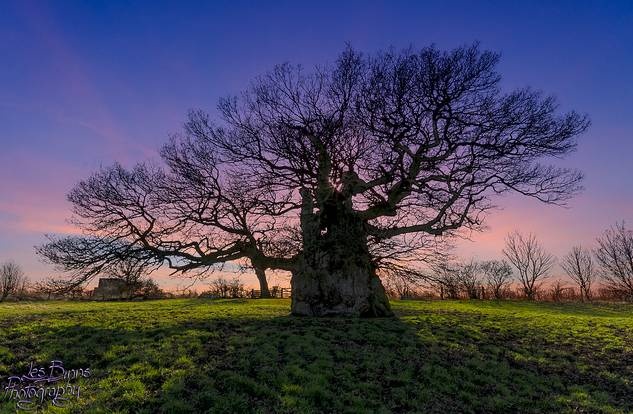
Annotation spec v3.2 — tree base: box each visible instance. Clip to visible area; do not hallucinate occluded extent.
[290,256,393,317]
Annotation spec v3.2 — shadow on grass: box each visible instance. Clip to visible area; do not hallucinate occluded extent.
[1,301,632,413]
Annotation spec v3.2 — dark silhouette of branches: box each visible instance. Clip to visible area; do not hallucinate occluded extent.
[36,44,589,315]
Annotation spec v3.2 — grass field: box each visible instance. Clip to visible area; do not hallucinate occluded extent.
[1,299,632,413]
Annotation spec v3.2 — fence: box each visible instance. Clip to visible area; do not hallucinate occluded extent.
[249,288,291,299]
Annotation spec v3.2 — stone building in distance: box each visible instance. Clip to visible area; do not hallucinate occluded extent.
[92,278,130,300]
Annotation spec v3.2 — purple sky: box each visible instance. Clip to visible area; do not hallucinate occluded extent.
[1,1,632,289]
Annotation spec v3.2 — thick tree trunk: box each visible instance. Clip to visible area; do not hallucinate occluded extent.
[291,253,392,317]
[254,266,271,298]
[290,188,393,317]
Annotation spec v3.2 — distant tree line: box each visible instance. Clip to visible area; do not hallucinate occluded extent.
[198,276,289,299]
[198,277,247,299]
[0,259,166,301]
[4,221,631,303]
[382,222,633,302]
[0,260,280,301]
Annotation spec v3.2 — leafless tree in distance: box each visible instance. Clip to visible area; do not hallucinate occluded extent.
[380,265,421,299]
[37,44,589,316]
[0,261,27,302]
[33,276,86,299]
[481,260,513,300]
[595,223,633,301]
[458,260,483,299]
[430,262,463,299]
[561,245,594,301]
[503,232,555,300]
[549,279,569,302]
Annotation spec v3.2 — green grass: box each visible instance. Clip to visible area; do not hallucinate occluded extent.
[1,299,632,413]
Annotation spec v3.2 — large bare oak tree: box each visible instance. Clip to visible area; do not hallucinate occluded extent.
[38,44,588,316]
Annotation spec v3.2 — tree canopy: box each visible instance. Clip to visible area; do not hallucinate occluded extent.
[38,44,589,315]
